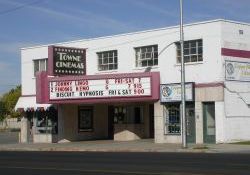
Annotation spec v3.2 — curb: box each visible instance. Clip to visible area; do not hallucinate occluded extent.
[0,146,215,153]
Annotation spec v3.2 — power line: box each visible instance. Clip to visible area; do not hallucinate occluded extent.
[0,0,44,16]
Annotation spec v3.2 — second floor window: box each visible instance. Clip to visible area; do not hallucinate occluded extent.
[97,50,118,71]
[176,39,203,63]
[33,58,48,76]
[135,45,158,67]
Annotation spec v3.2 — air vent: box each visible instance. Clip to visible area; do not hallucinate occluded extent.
[239,29,244,35]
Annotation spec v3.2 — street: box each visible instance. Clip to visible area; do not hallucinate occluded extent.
[0,151,249,175]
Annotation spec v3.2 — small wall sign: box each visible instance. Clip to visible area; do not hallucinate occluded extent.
[225,60,250,82]
[160,83,194,102]
[49,46,86,76]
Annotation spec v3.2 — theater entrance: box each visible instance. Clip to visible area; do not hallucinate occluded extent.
[107,104,153,141]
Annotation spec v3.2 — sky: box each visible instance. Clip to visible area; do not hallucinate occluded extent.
[0,0,250,95]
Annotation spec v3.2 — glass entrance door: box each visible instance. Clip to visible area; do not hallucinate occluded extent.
[203,102,216,143]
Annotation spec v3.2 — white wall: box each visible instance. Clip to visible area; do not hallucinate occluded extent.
[20,20,250,143]
[224,82,250,117]
[215,101,225,143]
[222,21,250,50]
[21,20,224,96]
[21,47,48,95]
[224,116,250,142]
[221,21,250,142]
[0,118,21,129]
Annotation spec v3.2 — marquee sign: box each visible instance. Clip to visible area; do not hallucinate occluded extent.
[225,60,250,82]
[160,83,194,102]
[49,46,86,76]
[49,77,151,100]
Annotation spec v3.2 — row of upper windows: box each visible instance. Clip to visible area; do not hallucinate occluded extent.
[33,39,203,74]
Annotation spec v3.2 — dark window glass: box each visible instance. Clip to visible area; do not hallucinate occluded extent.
[97,50,118,71]
[113,106,143,124]
[176,39,203,63]
[135,45,158,67]
[78,107,93,132]
[134,107,141,124]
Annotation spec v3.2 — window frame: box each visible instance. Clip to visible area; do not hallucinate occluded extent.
[33,58,48,76]
[97,50,118,71]
[164,104,181,135]
[134,45,158,68]
[176,39,203,63]
[78,106,94,132]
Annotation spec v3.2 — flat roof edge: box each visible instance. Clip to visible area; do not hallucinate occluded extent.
[21,19,250,50]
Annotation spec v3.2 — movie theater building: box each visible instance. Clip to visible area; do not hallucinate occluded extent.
[15,19,250,144]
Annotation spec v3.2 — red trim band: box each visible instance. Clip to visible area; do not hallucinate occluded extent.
[221,48,250,59]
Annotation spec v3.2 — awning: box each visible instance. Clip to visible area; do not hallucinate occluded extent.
[15,96,52,111]
[239,93,250,105]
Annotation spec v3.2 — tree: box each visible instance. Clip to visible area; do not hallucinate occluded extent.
[0,85,21,120]
[0,100,6,121]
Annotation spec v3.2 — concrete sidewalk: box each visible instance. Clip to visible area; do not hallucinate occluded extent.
[0,139,250,153]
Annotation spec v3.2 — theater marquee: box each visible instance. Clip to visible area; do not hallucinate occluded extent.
[48,46,86,76]
[49,77,151,100]
[36,72,160,104]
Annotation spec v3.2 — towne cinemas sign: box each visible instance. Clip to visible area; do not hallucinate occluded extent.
[49,77,151,100]
[49,46,86,75]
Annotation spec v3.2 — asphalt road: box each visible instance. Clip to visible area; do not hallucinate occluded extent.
[0,152,250,175]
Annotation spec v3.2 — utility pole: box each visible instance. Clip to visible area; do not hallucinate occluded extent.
[180,0,187,148]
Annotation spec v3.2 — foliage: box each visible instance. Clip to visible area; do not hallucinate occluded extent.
[0,85,21,120]
[0,101,5,121]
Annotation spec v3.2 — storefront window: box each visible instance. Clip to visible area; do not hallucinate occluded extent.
[114,106,143,124]
[35,107,58,134]
[165,104,181,134]
[78,107,93,132]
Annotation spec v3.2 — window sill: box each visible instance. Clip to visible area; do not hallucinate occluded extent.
[175,61,203,66]
[132,66,159,71]
[95,70,118,74]
[164,133,181,136]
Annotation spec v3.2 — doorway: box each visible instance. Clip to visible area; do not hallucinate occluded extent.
[186,106,196,143]
[164,103,195,143]
[149,104,154,138]
[203,102,216,143]
[108,106,114,139]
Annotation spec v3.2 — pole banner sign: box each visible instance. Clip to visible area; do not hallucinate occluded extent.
[160,83,194,102]
[49,77,151,100]
[225,60,250,82]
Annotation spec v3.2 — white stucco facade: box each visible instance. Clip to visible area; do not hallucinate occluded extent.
[16,19,250,144]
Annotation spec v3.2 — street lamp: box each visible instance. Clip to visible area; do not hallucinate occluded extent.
[180,0,187,148]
